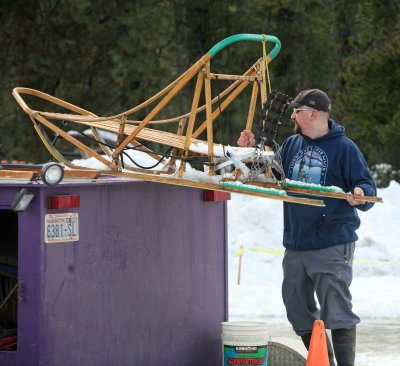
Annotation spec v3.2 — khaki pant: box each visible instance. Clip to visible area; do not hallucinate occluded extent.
[282,242,360,335]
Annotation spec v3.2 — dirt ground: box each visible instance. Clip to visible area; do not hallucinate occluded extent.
[267,321,400,365]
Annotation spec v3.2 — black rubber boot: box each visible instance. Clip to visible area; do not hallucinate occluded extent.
[301,332,336,366]
[331,326,356,366]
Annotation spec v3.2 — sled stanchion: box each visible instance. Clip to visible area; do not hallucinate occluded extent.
[169,117,187,171]
[192,69,257,139]
[204,61,215,176]
[246,81,259,131]
[178,71,204,178]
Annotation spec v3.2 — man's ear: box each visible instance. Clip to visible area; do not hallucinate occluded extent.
[310,110,319,121]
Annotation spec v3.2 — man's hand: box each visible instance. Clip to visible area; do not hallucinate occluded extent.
[346,186,365,206]
[237,130,256,147]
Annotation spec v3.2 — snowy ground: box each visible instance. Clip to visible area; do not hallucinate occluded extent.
[227,181,400,365]
[73,148,400,364]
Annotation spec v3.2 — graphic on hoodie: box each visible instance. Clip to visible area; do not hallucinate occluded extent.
[288,146,328,185]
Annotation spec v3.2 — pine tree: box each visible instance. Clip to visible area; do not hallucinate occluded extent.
[337,0,400,169]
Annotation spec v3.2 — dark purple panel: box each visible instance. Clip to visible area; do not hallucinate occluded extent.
[0,186,43,366]
[1,181,227,366]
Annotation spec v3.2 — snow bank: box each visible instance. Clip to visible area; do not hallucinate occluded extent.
[228,183,400,322]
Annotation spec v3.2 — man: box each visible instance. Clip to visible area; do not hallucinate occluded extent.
[237,89,376,366]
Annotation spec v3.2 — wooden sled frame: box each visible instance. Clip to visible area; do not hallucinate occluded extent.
[12,34,281,177]
[12,34,383,207]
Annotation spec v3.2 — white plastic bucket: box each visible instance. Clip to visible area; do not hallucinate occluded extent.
[222,321,269,366]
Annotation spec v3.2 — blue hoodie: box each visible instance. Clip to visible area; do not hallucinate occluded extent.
[279,119,376,250]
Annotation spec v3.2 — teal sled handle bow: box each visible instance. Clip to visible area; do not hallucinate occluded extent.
[208,34,281,59]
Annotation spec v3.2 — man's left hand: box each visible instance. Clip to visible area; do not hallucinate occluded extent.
[347,187,365,206]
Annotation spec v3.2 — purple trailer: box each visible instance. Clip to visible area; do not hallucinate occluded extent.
[0,179,228,365]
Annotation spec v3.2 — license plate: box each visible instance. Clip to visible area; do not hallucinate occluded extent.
[45,213,79,243]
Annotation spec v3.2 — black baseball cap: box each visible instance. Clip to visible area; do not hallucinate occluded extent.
[289,89,331,113]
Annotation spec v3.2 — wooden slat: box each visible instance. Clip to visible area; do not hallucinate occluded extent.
[169,117,187,170]
[207,73,261,82]
[0,170,36,181]
[178,71,204,177]
[101,170,325,207]
[75,119,202,150]
[222,179,383,203]
[204,61,215,176]
[183,72,204,151]
[114,115,127,167]
[260,58,267,106]
[246,81,259,130]
[64,169,101,179]
[284,185,383,203]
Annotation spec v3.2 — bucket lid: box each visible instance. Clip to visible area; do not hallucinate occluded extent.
[221,321,268,335]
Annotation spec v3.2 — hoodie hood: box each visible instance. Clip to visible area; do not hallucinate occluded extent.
[301,118,345,143]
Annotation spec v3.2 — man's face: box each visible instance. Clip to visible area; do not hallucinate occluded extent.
[291,107,316,134]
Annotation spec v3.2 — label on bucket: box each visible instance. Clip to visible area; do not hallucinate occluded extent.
[223,345,268,365]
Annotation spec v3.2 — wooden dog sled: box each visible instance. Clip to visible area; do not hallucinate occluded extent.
[11,34,382,206]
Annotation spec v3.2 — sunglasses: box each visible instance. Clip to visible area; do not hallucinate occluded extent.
[293,108,315,114]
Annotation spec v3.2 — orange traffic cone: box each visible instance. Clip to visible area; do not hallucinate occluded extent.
[306,320,330,366]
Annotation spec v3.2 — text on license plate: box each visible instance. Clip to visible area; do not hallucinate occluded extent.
[45,213,79,243]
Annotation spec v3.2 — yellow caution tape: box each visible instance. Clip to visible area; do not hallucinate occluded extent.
[236,246,400,265]
[235,246,283,257]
